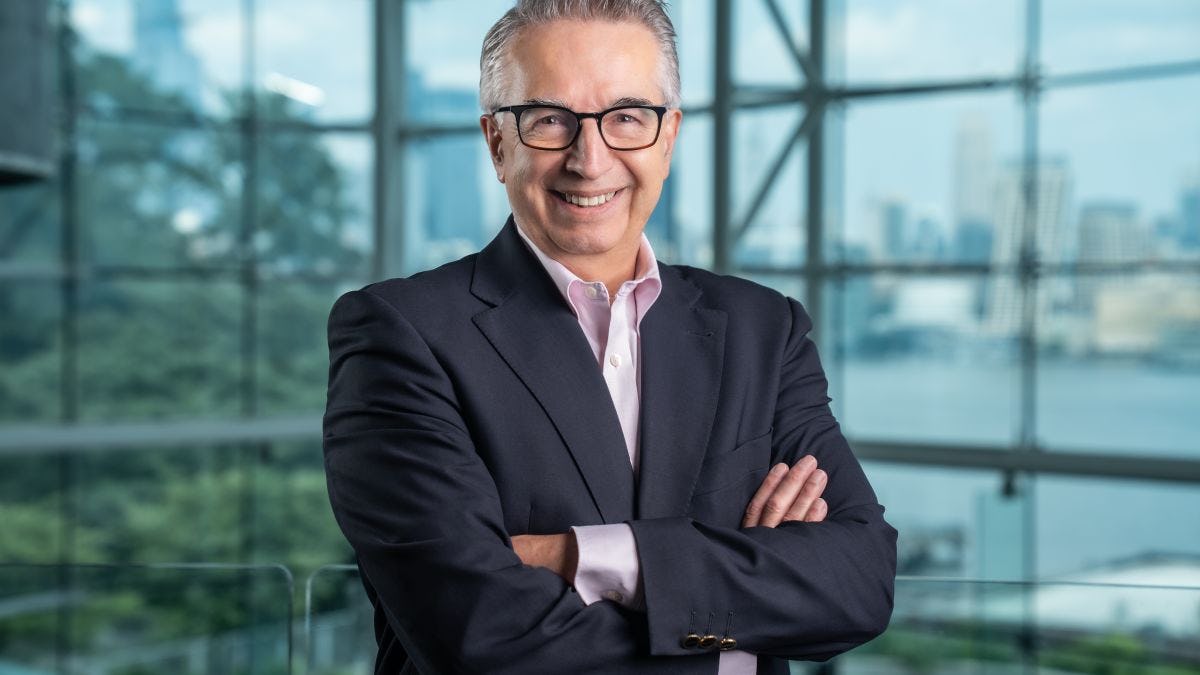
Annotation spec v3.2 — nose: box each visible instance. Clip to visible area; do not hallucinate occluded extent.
[563,118,613,179]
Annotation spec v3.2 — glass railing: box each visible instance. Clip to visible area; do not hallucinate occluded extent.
[3,565,1198,674]
[0,563,294,674]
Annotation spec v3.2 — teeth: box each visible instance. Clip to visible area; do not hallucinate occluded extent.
[562,191,617,207]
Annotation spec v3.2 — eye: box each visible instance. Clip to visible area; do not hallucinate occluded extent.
[534,114,564,126]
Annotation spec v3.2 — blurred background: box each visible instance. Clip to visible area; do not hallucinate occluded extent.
[1,0,1198,673]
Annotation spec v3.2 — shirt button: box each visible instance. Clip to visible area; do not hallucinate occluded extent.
[585,286,598,299]
[603,590,624,603]
[609,353,622,368]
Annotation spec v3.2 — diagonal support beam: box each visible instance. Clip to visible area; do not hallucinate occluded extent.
[762,0,815,82]
[732,109,816,244]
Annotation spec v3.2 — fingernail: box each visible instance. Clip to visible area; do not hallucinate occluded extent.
[771,463,788,476]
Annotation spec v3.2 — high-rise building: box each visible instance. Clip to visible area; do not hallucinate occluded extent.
[1180,174,1200,250]
[952,113,995,262]
[132,0,203,108]
[985,160,1071,334]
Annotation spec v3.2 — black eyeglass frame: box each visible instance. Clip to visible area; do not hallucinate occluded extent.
[492,104,669,151]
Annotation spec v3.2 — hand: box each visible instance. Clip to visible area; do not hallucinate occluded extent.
[742,455,828,528]
[511,533,579,583]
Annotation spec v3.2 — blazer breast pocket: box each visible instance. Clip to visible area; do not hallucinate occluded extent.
[687,429,773,528]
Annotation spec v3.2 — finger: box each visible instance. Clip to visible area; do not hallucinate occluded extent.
[782,468,827,524]
[759,456,818,528]
[742,463,788,528]
[803,497,828,523]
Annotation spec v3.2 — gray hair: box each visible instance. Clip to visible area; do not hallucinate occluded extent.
[479,0,681,112]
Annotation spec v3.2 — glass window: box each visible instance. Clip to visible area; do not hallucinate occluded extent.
[1042,0,1200,76]
[1035,474,1200,578]
[659,113,713,268]
[77,281,242,422]
[0,455,69,562]
[862,463,1028,579]
[836,91,1021,264]
[402,134,507,274]
[403,0,512,123]
[0,180,61,266]
[256,0,372,124]
[735,0,808,89]
[828,0,1020,84]
[732,106,808,268]
[78,120,241,269]
[0,283,61,424]
[829,274,1020,446]
[256,132,373,276]
[1037,272,1200,458]
[257,281,362,416]
[672,0,714,107]
[72,0,243,118]
[1040,76,1200,264]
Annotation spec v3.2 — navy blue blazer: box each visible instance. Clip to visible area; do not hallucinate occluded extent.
[323,218,897,674]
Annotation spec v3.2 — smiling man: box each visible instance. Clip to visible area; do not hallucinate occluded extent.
[322,1,897,674]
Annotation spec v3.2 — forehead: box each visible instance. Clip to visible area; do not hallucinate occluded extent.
[506,19,663,107]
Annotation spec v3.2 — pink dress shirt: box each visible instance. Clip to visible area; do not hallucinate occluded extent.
[516,225,757,674]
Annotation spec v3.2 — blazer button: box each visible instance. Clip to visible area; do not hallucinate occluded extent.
[681,633,701,649]
[718,637,738,651]
[698,634,718,649]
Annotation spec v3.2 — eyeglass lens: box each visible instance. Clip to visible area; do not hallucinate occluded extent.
[518,107,660,150]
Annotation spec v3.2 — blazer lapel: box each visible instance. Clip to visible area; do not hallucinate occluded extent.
[635,266,727,519]
[470,220,636,524]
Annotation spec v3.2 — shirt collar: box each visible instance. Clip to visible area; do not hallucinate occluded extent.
[514,219,662,315]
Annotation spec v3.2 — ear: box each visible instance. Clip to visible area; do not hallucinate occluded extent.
[480,113,507,183]
[658,109,682,179]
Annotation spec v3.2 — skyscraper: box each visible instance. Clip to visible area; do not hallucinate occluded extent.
[985,160,1071,334]
[952,113,995,262]
[132,0,203,108]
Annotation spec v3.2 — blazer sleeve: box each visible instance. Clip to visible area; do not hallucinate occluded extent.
[628,297,898,661]
[322,289,716,674]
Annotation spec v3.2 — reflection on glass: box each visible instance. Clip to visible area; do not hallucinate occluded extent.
[77,281,242,421]
[732,106,808,268]
[837,92,1020,264]
[79,120,241,268]
[1035,474,1200,578]
[305,565,374,675]
[0,284,61,424]
[257,132,373,275]
[1040,76,1200,263]
[1037,272,1200,457]
[828,0,1019,84]
[257,0,372,123]
[1042,0,1200,75]
[829,274,1020,445]
[0,563,292,674]
[72,0,243,118]
[0,181,60,265]
[0,456,69,563]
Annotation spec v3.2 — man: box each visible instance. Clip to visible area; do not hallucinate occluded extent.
[323,1,897,673]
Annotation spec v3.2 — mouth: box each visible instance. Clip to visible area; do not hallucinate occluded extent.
[552,189,622,208]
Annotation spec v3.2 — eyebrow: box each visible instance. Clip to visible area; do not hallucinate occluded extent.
[520,96,656,109]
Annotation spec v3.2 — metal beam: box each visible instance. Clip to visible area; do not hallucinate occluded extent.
[855,439,1200,485]
[761,0,815,81]
[731,112,814,244]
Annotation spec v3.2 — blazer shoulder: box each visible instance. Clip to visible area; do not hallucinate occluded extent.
[333,254,482,328]
[666,263,791,312]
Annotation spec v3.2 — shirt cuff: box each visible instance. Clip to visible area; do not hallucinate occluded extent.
[570,523,643,610]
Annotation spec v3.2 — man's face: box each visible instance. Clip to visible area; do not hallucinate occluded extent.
[481,20,681,268]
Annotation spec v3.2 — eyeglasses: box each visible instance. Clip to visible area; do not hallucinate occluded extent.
[492,104,668,151]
